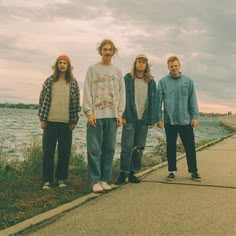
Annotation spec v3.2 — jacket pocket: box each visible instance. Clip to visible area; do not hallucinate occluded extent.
[181,85,188,96]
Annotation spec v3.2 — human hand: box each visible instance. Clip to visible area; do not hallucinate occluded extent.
[40,121,47,129]
[156,121,164,128]
[88,114,96,127]
[69,123,76,130]
[191,119,198,128]
[122,118,127,125]
[117,116,123,127]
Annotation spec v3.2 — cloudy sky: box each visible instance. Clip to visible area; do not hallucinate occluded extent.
[0,0,235,113]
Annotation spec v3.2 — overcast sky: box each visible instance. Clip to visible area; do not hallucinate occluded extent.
[0,0,235,113]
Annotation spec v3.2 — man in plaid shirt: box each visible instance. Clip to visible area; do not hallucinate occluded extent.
[38,55,80,190]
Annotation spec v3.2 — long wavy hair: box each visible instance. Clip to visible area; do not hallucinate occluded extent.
[51,62,75,83]
[130,58,153,83]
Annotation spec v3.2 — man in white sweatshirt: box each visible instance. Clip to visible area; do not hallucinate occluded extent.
[83,39,125,193]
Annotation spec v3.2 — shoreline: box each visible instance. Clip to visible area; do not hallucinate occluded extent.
[219,114,236,130]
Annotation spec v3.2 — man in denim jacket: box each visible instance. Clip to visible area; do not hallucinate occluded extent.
[156,56,201,181]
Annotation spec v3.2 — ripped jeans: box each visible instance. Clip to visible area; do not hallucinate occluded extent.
[119,120,148,173]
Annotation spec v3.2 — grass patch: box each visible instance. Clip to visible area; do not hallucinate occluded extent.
[0,138,91,230]
[0,136,213,230]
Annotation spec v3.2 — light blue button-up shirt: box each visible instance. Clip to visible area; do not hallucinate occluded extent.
[157,73,199,125]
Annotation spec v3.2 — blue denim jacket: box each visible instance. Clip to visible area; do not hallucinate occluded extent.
[157,73,199,125]
[122,73,158,125]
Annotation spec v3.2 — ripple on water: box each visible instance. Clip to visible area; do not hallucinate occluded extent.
[0,108,233,161]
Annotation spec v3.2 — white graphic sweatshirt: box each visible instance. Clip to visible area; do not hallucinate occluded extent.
[83,63,125,119]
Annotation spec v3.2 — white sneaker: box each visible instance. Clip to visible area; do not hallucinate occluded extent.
[100,181,112,191]
[58,180,66,188]
[42,182,51,190]
[92,183,104,193]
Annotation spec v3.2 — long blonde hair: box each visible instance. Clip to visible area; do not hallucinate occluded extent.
[130,58,153,83]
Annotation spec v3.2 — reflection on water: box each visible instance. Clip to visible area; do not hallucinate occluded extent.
[0,108,233,160]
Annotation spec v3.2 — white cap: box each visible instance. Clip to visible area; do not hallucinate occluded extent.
[135,54,148,60]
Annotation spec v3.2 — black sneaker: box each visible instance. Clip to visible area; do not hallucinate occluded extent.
[128,174,141,183]
[115,173,126,185]
[166,172,175,181]
[191,172,202,182]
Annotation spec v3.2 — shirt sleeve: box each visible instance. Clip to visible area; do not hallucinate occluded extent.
[117,70,126,116]
[38,78,49,120]
[82,66,94,116]
[189,80,199,120]
[157,80,164,121]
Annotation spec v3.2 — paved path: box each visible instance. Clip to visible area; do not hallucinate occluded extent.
[1,134,236,236]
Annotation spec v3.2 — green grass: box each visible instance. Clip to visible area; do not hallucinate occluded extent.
[0,136,213,230]
[0,138,91,230]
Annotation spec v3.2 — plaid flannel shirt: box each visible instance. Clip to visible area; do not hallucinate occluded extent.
[38,76,81,124]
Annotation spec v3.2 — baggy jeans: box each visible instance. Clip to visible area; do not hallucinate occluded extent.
[42,122,72,182]
[164,123,198,173]
[119,120,148,174]
[86,118,117,183]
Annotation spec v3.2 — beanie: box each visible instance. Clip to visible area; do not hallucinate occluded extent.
[56,55,71,64]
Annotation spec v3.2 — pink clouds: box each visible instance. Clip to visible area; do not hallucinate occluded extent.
[198,100,236,114]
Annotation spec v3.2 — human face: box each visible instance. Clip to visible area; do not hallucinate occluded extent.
[100,43,113,64]
[135,58,147,73]
[168,60,181,78]
[57,60,69,73]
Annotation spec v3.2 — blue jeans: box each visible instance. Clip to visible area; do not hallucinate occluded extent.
[86,118,117,183]
[120,120,148,173]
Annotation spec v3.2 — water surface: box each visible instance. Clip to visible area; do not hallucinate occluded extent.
[0,108,232,160]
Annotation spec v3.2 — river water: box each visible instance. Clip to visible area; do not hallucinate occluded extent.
[0,108,233,160]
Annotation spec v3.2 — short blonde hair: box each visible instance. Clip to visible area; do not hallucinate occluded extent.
[167,56,180,65]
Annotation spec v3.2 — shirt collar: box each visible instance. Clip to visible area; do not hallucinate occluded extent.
[169,72,182,79]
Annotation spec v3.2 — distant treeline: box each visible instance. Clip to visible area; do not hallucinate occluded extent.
[199,112,232,117]
[0,103,38,109]
[0,103,231,116]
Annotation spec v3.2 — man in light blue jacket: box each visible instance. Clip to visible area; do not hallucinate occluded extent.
[156,56,201,181]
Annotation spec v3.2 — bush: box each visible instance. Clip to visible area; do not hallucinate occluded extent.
[19,137,43,177]
[0,138,22,181]
[70,144,86,169]
[152,135,167,162]
[69,144,87,180]
[0,138,7,169]
[19,139,88,178]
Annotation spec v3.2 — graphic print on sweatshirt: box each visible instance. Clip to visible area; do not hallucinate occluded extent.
[94,73,120,111]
